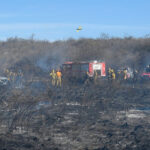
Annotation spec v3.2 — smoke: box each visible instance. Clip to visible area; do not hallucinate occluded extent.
[35,43,68,71]
[36,55,50,71]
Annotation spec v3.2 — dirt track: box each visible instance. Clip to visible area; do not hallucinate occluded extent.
[0,81,150,150]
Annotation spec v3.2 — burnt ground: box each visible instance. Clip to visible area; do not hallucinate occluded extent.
[0,80,150,150]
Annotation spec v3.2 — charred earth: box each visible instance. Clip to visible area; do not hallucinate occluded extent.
[0,80,150,150]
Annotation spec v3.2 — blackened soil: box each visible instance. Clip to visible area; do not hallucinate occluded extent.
[0,81,150,150]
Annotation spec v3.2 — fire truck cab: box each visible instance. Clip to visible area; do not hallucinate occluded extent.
[61,60,106,82]
[141,65,150,79]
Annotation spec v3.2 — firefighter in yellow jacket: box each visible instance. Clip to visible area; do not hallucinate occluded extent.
[56,70,62,87]
[108,68,116,80]
[4,69,10,81]
[50,69,56,86]
[112,71,116,80]
[108,68,112,80]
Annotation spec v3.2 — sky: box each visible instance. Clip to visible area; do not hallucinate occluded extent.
[0,0,150,41]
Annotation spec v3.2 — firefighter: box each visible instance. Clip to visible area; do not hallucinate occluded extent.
[146,65,150,72]
[133,69,138,83]
[17,70,23,88]
[94,70,98,84]
[112,71,116,80]
[9,71,13,81]
[108,68,112,80]
[117,70,121,81]
[87,71,90,76]
[12,72,16,82]
[5,69,9,74]
[4,69,10,80]
[123,68,128,80]
[85,71,91,84]
[109,68,116,80]
[56,69,62,87]
[50,69,56,86]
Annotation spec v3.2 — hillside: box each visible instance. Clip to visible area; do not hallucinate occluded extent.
[0,37,150,72]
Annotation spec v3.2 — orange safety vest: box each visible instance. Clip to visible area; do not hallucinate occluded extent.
[56,71,62,77]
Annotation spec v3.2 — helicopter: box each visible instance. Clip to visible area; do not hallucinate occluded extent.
[76,26,82,32]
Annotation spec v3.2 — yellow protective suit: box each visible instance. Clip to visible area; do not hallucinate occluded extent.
[50,69,57,86]
[56,71,62,87]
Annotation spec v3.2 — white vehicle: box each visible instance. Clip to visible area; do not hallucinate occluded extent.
[0,77,9,85]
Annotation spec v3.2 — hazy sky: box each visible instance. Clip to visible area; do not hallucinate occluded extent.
[0,0,150,41]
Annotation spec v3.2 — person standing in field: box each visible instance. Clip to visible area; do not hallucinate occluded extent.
[56,69,62,87]
[50,69,57,86]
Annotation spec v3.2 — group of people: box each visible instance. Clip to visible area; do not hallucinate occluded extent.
[87,68,131,84]
[4,69,23,81]
[49,67,139,86]
[50,69,62,87]
[108,67,130,81]
[108,68,116,80]
[4,69,24,87]
[108,67,138,81]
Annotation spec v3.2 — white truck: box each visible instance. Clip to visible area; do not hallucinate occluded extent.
[0,77,9,85]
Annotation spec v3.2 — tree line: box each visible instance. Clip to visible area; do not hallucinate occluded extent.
[0,37,150,73]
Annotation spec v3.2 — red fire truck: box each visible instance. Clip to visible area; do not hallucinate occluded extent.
[61,60,106,82]
[141,65,150,79]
